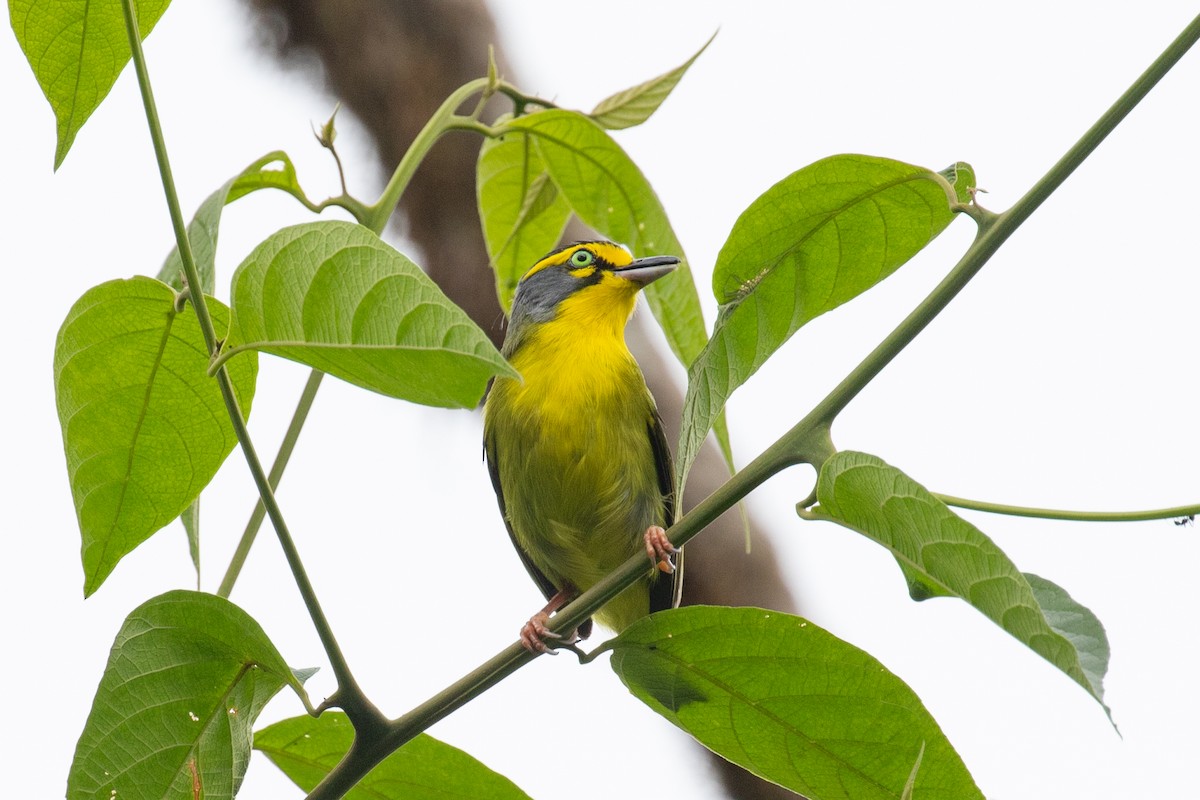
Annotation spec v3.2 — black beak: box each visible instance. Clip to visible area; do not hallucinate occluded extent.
[614,255,680,287]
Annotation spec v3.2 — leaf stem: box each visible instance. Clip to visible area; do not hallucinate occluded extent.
[361,78,490,234]
[935,494,1200,524]
[119,0,381,729]
[360,78,556,233]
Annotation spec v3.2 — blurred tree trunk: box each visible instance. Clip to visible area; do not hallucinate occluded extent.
[242,2,802,797]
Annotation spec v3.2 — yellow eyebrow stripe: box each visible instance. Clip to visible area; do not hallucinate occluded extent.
[519,242,634,282]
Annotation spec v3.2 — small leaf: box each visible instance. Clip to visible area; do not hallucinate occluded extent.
[67,591,308,800]
[477,120,572,312]
[809,451,1112,718]
[589,32,715,130]
[900,742,926,800]
[678,155,972,492]
[226,221,516,408]
[315,103,340,149]
[9,0,172,169]
[939,161,977,205]
[226,150,307,203]
[54,278,256,596]
[255,713,532,799]
[158,151,308,295]
[608,606,982,800]
[182,499,200,587]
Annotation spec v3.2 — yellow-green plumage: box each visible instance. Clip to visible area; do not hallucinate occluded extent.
[483,241,679,637]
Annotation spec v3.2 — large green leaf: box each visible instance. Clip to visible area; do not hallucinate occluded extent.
[9,0,172,169]
[589,32,715,130]
[607,606,982,800]
[158,151,310,295]
[67,591,309,800]
[225,221,516,407]
[255,713,531,799]
[677,156,973,492]
[505,109,707,373]
[807,451,1112,719]
[477,119,572,313]
[54,277,256,596]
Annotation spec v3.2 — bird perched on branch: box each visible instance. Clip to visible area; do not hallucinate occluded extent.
[483,241,682,653]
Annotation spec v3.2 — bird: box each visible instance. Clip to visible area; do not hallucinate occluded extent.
[483,241,683,654]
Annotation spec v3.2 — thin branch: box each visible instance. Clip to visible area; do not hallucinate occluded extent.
[217,369,325,598]
[770,10,1200,460]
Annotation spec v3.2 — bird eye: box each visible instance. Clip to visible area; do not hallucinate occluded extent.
[569,250,595,268]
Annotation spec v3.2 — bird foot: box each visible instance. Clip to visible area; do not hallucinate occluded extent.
[644,525,678,574]
[520,612,563,654]
[519,588,580,655]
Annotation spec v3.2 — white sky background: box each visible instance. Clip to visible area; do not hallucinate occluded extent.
[3,2,1199,798]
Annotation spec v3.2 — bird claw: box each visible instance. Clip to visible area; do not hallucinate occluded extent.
[644,525,678,574]
[520,611,579,655]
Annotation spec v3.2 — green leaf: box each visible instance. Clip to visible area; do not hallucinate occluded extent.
[9,0,172,169]
[589,32,715,130]
[67,590,309,800]
[158,151,308,295]
[505,109,708,373]
[677,155,971,492]
[54,277,257,596]
[255,713,532,799]
[226,221,516,408]
[608,606,982,800]
[477,120,572,313]
[808,451,1112,718]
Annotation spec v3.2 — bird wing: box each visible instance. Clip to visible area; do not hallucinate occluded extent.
[483,432,560,604]
[647,408,684,613]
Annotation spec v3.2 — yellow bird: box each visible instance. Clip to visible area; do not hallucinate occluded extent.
[483,241,682,653]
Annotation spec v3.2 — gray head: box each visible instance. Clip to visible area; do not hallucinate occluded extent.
[502,241,678,357]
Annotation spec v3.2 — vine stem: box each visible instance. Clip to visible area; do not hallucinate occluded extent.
[119,0,382,727]
[307,13,1200,797]
[936,495,1200,524]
